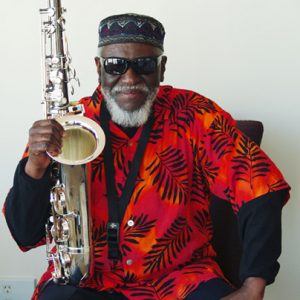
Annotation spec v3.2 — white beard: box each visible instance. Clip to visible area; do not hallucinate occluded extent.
[101,85,158,127]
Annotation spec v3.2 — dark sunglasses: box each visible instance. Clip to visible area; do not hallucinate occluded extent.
[100,55,163,75]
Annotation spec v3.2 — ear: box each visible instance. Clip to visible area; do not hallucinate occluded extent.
[160,56,167,82]
[94,57,101,83]
[95,57,101,72]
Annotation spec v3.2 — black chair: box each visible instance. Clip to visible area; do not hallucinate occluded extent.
[210,120,264,287]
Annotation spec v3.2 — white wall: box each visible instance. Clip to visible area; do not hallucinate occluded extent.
[0,0,299,299]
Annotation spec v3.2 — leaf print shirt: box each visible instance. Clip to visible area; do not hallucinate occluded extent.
[4,85,290,300]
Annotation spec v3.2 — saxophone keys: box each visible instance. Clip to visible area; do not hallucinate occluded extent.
[51,252,70,285]
[51,216,70,243]
[60,251,71,268]
[51,185,67,215]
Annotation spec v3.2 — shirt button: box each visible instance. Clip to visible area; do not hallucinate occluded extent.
[128,142,133,147]
[126,259,133,266]
[127,220,134,227]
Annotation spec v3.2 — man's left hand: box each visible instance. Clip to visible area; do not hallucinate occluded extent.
[221,277,266,300]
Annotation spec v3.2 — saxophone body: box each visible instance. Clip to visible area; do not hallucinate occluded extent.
[40,0,105,284]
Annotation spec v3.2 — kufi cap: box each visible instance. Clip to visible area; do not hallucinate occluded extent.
[98,13,165,50]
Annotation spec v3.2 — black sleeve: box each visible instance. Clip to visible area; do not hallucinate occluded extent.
[4,157,52,248]
[237,188,289,285]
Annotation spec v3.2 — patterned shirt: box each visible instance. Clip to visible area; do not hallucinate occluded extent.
[5,85,290,299]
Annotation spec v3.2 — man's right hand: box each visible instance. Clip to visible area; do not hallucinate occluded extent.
[25,119,65,179]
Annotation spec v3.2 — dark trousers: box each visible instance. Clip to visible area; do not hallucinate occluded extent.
[39,278,235,300]
[186,278,235,300]
[39,281,126,300]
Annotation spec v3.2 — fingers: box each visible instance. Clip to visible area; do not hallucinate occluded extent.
[28,119,65,157]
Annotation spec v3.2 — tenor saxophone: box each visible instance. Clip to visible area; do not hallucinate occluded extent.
[39,0,105,284]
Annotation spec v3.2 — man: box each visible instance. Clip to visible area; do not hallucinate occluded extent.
[4,13,290,300]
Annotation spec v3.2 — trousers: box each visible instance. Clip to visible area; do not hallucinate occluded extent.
[39,278,234,300]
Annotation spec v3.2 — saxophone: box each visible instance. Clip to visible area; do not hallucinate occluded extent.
[39,0,105,284]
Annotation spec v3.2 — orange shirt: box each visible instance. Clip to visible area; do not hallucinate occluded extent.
[30,85,289,299]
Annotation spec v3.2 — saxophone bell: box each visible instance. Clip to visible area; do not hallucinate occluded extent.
[49,114,105,165]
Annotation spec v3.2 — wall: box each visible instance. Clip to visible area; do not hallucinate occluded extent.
[0,0,299,299]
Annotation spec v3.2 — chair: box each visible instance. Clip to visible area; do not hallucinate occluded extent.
[209,120,264,287]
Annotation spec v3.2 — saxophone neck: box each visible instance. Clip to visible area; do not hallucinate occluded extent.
[40,0,79,118]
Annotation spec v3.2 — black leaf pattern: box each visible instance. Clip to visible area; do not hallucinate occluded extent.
[123,272,139,284]
[91,221,106,288]
[199,148,219,183]
[172,93,217,138]
[91,155,105,182]
[190,139,211,204]
[178,283,198,299]
[92,221,107,262]
[93,272,104,289]
[113,271,139,285]
[232,135,270,188]
[129,286,156,299]
[128,275,176,299]
[132,183,146,205]
[146,146,189,204]
[183,261,225,280]
[148,118,164,144]
[152,276,176,299]
[143,217,192,274]
[209,115,237,159]
[224,187,239,213]
[110,132,130,172]
[268,179,288,192]
[182,263,207,275]
[86,93,100,108]
[191,164,208,205]
[193,209,213,240]
[121,214,156,256]
[154,91,217,137]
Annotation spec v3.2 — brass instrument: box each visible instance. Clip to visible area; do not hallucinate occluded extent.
[39,0,105,284]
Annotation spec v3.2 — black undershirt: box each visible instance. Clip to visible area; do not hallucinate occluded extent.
[117,125,138,138]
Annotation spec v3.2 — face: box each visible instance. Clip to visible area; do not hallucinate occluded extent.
[95,43,167,113]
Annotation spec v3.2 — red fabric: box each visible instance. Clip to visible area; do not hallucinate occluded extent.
[29,85,289,299]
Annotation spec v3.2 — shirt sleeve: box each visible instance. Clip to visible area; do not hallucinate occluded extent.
[237,188,289,284]
[201,110,290,210]
[198,109,290,284]
[3,157,52,250]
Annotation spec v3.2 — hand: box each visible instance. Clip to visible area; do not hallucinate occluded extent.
[221,277,266,300]
[25,119,65,179]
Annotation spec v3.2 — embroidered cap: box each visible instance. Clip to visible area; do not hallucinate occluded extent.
[98,13,165,50]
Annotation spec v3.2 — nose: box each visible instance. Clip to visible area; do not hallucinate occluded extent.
[120,66,141,85]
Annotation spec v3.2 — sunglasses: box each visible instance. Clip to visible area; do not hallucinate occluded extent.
[100,55,163,75]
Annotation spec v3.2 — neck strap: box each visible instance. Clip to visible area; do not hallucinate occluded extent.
[100,103,154,260]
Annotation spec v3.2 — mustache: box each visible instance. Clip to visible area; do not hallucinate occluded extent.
[111,84,150,94]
